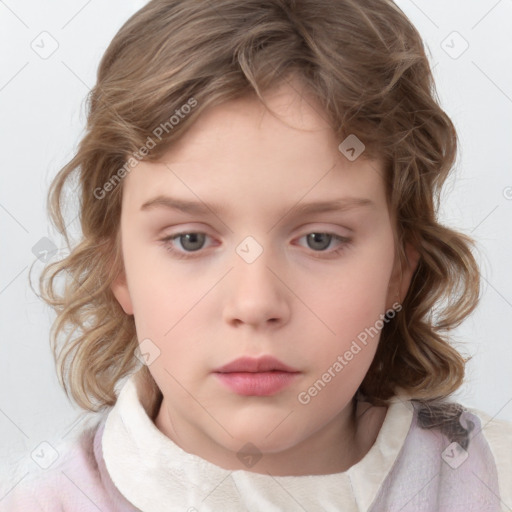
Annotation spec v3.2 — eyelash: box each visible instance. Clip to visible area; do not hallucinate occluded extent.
[158,232,352,260]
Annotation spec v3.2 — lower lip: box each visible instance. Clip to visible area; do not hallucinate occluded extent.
[214,371,300,396]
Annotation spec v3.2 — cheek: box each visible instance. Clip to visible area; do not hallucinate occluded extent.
[297,242,394,365]
[130,281,198,343]
[122,241,186,336]
[124,245,218,371]
[312,257,392,326]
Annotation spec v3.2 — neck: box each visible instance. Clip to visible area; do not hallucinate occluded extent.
[153,394,386,477]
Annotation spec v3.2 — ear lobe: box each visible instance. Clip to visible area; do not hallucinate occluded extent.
[111,271,134,315]
[387,243,421,308]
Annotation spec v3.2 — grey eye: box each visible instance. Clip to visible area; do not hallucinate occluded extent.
[177,233,206,251]
[306,233,332,251]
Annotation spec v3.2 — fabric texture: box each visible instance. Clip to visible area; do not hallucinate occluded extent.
[1,369,511,512]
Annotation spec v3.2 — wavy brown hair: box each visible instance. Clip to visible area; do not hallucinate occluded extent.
[38,0,480,412]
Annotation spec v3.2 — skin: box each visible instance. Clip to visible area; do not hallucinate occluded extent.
[111,79,420,476]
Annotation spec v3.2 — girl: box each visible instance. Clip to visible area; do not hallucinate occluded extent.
[2,0,511,510]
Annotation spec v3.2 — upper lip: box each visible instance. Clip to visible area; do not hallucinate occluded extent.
[214,356,300,373]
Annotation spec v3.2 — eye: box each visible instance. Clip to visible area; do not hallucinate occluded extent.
[160,232,213,259]
[296,232,351,257]
[173,233,207,252]
[303,233,335,251]
[159,231,352,260]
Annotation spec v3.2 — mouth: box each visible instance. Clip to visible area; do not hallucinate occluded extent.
[213,355,301,396]
[213,355,300,374]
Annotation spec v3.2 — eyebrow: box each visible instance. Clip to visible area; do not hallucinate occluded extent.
[140,195,375,219]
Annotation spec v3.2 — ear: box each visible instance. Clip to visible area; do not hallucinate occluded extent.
[386,242,420,308]
[111,270,134,315]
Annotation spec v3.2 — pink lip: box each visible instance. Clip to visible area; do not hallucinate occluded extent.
[214,355,299,373]
[213,356,301,396]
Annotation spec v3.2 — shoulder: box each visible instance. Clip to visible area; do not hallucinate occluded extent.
[366,396,512,511]
[396,399,512,511]
[0,414,116,512]
[464,404,512,450]
[463,405,512,510]
[411,400,512,467]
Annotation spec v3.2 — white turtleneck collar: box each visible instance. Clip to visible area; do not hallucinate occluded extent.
[101,370,414,512]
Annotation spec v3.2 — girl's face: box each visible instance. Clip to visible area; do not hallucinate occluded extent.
[112,80,418,475]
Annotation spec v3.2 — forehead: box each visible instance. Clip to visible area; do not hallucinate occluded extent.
[122,82,387,215]
[160,80,343,165]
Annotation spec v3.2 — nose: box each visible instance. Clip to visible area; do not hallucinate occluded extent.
[222,245,291,329]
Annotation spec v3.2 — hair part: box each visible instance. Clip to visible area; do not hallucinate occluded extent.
[38,0,480,412]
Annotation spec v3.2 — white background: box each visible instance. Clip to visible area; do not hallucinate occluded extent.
[1,0,511,483]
